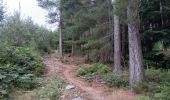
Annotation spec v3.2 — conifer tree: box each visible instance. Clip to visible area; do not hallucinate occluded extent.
[127,0,144,90]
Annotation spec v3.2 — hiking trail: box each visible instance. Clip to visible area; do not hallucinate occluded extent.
[44,51,139,100]
[14,51,139,100]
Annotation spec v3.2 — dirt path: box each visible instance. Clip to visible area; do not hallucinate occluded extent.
[43,51,139,100]
[13,51,139,100]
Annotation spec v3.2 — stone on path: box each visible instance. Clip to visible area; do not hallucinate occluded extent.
[72,97,83,100]
[65,85,75,90]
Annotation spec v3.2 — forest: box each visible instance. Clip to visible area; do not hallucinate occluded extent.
[0,0,170,100]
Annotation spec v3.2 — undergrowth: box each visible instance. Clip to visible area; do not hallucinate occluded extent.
[136,69,170,100]
[0,46,44,99]
[77,64,170,100]
[33,78,65,100]
[77,63,128,87]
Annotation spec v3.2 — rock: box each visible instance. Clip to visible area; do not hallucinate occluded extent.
[74,94,78,97]
[80,93,83,96]
[65,85,75,90]
[61,95,65,98]
[72,97,83,100]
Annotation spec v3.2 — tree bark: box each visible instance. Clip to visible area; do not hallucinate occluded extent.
[127,0,144,90]
[113,0,122,73]
[59,0,63,59]
[114,15,122,73]
[160,0,164,26]
[59,19,63,58]
[121,23,127,67]
[71,36,74,56]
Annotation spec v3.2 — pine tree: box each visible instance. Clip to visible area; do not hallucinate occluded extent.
[0,0,5,22]
[59,0,63,58]
[37,0,63,58]
[127,0,144,90]
[112,0,122,73]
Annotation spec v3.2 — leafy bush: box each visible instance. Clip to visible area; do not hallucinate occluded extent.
[77,63,110,76]
[145,69,163,82]
[146,82,161,93]
[84,74,93,82]
[77,65,170,99]
[103,73,128,88]
[135,69,170,99]
[0,12,57,99]
[144,52,170,69]
[132,83,148,94]
[77,67,88,76]
[95,64,110,74]
[77,64,128,87]
[16,74,38,89]
[154,86,170,100]
[0,46,44,99]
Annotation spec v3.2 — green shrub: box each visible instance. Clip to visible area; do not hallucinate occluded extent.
[96,64,110,74]
[84,74,93,82]
[154,86,170,100]
[16,74,38,89]
[77,67,88,76]
[160,72,170,85]
[0,46,44,99]
[147,82,161,93]
[87,65,98,74]
[135,69,170,99]
[133,83,147,94]
[103,73,128,88]
[34,66,44,77]
[134,82,161,94]
[77,63,110,76]
[77,64,128,87]
[145,69,163,82]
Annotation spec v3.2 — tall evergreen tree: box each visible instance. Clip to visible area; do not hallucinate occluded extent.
[37,0,63,58]
[0,0,5,23]
[112,0,122,73]
[127,0,144,90]
[59,0,63,58]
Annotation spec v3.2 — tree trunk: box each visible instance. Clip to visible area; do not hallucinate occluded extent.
[114,15,122,73]
[59,0,63,59]
[113,0,122,73]
[59,19,63,58]
[121,23,127,67]
[71,36,74,56]
[160,0,164,26]
[127,0,144,90]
